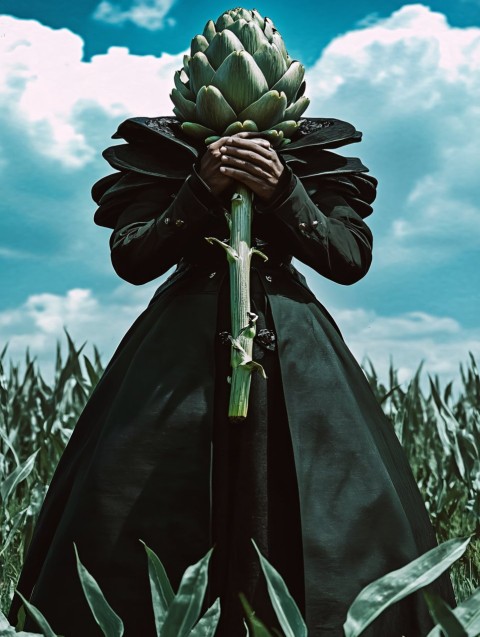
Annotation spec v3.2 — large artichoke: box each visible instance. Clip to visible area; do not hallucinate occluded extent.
[170,8,309,147]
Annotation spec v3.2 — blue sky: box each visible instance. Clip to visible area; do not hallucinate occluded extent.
[0,0,479,386]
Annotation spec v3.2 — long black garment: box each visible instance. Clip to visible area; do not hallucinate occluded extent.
[9,118,456,636]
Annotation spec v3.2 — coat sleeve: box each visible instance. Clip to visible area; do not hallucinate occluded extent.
[257,170,375,285]
[106,167,225,285]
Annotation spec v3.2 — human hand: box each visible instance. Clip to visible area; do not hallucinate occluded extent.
[198,133,284,201]
[218,132,285,202]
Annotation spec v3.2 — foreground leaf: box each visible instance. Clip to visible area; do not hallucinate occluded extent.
[140,540,175,635]
[160,548,213,637]
[343,536,471,637]
[252,539,307,637]
[240,594,275,636]
[423,592,468,636]
[15,592,57,637]
[426,585,480,636]
[0,450,39,504]
[189,598,221,636]
[74,544,124,637]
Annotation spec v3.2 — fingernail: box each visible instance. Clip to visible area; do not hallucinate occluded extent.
[220,146,227,152]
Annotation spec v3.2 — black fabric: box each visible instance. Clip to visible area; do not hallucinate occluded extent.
[9,147,456,636]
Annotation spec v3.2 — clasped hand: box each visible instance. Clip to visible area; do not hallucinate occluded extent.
[198,132,285,202]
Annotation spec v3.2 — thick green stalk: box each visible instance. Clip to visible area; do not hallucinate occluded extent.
[206,185,266,421]
[228,184,255,421]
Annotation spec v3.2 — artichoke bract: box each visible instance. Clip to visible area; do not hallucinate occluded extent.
[170,8,309,147]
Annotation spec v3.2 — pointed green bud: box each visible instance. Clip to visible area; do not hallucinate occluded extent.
[271,120,300,137]
[285,96,310,120]
[223,120,258,136]
[205,30,245,70]
[181,121,216,141]
[191,34,209,56]
[203,20,216,43]
[264,18,275,41]
[238,90,287,130]
[296,80,306,99]
[271,61,305,103]
[170,88,195,121]
[205,135,221,145]
[238,21,264,55]
[237,8,253,21]
[212,50,268,113]
[196,85,237,132]
[189,52,215,95]
[252,9,265,29]
[272,31,288,60]
[226,18,248,41]
[215,12,234,30]
[174,70,194,100]
[253,42,287,88]
[182,54,190,77]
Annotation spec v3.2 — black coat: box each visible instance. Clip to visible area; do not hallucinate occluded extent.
[9,117,456,636]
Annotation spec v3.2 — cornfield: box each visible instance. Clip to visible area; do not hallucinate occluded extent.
[0,334,479,622]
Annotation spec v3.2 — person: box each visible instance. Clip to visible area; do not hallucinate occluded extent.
[8,116,456,636]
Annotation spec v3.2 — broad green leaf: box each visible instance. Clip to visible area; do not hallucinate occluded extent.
[284,96,310,121]
[205,29,244,70]
[195,85,237,132]
[170,89,196,121]
[0,609,12,631]
[191,35,209,56]
[252,540,307,637]
[160,548,213,637]
[253,43,287,88]
[140,540,174,636]
[202,20,216,43]
[423,592,468,636]
[174,71,195,101]
[239,594,275,637]
[343,536,471,637]
[212,50,268,113]
[271,62,305,104]
[74,544,124,637]
[0,450,38,504]
[189,53,215,95]
[426,586,480,637]
[189,598,221,637]
[238,91,287,131]
[15,591,57,637]
[180,122,216,141]
[237,21,264,56]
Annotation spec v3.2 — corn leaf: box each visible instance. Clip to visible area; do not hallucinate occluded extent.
[423,592,468,636]
[239,594,275,637]
[15,592,57,637]
[189,598,221,637]
[160,548,213,637]
[0,450,38,504]
[426,586,480,637]
[74,544,124,637]
[252,539,307,637]
[343,536,471,637]
[140,540,174,636]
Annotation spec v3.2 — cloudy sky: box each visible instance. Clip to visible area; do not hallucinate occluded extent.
[0,0,479,388]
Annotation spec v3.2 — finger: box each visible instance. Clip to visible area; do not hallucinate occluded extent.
[221,143,275,167]
[219,166,274,198]
[227,136,272,153]
[220,156,272,181]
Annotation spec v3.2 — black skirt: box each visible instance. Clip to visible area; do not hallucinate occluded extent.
[12,268,455,637]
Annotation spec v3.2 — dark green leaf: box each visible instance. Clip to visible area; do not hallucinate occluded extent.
[140,540,174,635]
[160,548,213,637]
[74,544,124,637]
[252,540,307,637]
[343,536,471,637]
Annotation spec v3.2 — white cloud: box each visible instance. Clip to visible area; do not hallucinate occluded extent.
[305,4,480,266]
[0,286,477,392]
[93,0,176,30]
[0,16,184,167]
[333,307,479,388]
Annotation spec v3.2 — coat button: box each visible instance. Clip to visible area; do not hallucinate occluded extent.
[164,217,170,225]
[265,275,272,282]
[175,219,185,228]
[209,272,216,279]
[312,220,319,228]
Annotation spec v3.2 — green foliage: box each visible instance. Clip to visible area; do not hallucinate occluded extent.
[0,336,479,635]
[343,536,472,636]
